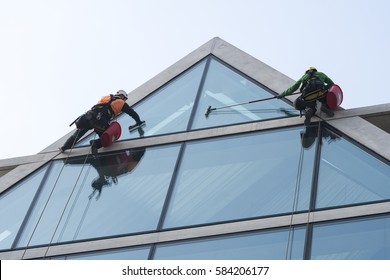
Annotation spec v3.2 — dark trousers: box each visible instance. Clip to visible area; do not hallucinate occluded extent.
[61,113,109,151]
[296,94,327,114]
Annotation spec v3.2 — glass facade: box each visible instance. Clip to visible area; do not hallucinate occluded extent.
[154,227,305,260]
[162,127,314,229]
[190,58,297,129]
[63,246,150,260]
[311,215,390,259]
[1,51,390,260]
[0,165,48,250]
[1,123,390,259]
[15,145,180,248]
[316,127,390,209]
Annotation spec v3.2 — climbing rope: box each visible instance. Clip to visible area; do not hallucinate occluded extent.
[285,121,324,260]
[56,160,93,242]
[42,134,96,259]
[20,130,94,259]
[303,122,323,259]
[285,134,305,260]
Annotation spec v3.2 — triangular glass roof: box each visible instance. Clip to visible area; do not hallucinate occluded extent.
[190,57,298,129]
[76,56,297,147]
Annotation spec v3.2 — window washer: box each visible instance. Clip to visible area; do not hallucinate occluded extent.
[60,90,144,154]
[277,67,335,126]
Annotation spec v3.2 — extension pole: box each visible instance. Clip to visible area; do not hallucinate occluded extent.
[204,92,300,117]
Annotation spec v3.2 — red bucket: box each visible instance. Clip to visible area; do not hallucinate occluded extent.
[101,152,129,175]
[326,84,343,109]
[101,121,122,147]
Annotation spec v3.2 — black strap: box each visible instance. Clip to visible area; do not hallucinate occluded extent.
[92,95,117,119]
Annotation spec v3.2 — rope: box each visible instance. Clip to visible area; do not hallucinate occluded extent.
[56,161,93,242]
[42,134,96,258]
[21,130,84,259]
[303,122,323,258]
[285,140,305,260]
[285,121,324,259]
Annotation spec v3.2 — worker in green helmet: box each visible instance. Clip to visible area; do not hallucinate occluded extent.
[277,67,335,126]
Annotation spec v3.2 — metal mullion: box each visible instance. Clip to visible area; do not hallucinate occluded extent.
[148,142,188,260]
[11,161,56,249]
[186,56,212,131]
[303,123,323,259]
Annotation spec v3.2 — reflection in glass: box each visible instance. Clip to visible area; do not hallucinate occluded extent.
[163,127,315,229]
[154,227,305,260]
[316,127,390,208]
[16,145,181,248]
[0,165,48,250]
[191,59,298,129]
[76,59,206,146]
[311,215,390,259]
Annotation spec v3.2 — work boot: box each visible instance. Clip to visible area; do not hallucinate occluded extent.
[320,104,334,117]
[304,108,314,126]
[90,139,102,156]
[60,135,76,152]
[90,140,98,156]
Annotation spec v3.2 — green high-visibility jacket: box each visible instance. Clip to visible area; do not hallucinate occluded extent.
[281,71,334,96]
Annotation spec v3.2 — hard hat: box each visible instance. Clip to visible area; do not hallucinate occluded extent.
[115,90,128,100]
[306,67,317,73]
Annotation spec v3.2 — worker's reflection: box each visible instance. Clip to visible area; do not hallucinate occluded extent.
[300,125,340,149]
[67,147,145,199]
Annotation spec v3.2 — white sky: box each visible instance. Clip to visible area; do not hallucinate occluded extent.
[1,0,389,159]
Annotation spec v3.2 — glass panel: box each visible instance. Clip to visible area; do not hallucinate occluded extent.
[76,59,207,147]
[0,165,48,250]
[316,127,390,208]
[64,246,150,260]
[311,215,390,259]
[16,145,181,248]
[154,227,305,260]
[191,58,298,130]
[163,126,315,229]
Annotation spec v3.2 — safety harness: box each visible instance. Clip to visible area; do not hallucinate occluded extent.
[295,71,328,117]
[300,71,327,102]
[91,94,117,120]
[69,95,117,128]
